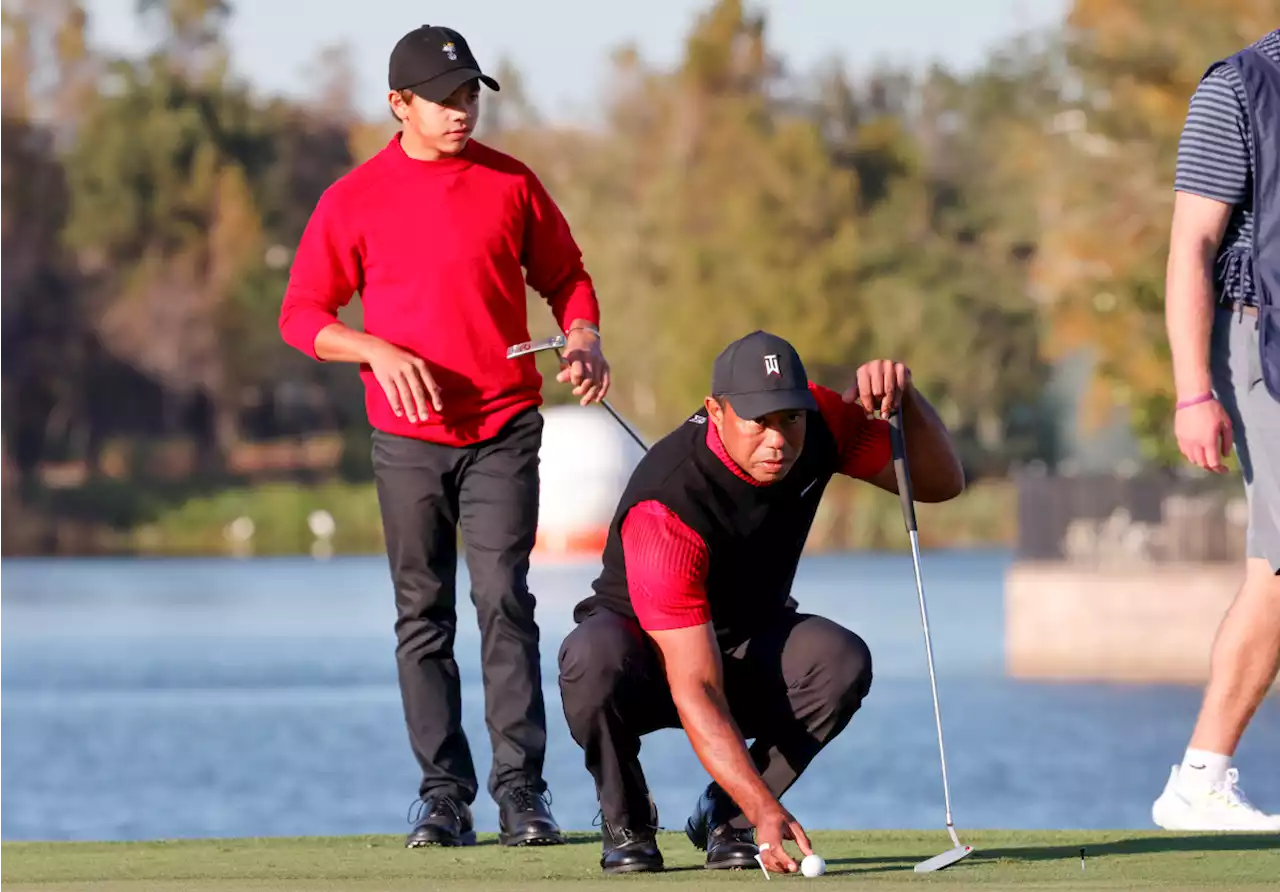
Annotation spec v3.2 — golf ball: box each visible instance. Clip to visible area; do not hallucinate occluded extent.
[801,853,826,877]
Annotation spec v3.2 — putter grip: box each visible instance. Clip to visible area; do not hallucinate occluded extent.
[888,410,918,533]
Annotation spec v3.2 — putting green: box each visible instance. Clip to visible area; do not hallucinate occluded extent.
[4,829,1277,890]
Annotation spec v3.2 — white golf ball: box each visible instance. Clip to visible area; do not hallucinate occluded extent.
[801,853,826,877]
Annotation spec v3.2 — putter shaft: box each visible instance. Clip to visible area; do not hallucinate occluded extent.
[909,527,957,838]
[889,411,972,871]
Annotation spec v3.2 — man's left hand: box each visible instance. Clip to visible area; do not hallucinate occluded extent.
[556,328,611,406]
[843,359,912,417]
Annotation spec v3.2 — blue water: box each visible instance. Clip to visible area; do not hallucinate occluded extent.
[2,550,1277,842]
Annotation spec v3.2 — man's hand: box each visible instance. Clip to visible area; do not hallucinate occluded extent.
[556,327,611,406]
[844,359,912,417]
[753,801,814,874]
[366,340,443,423]
[311,323,443,423]
[1175,397,1234,473]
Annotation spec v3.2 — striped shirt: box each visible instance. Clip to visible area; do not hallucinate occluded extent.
[1174,29,1280,308]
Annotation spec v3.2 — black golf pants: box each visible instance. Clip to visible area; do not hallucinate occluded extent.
[557,606,873,829]
[372,406,547,805]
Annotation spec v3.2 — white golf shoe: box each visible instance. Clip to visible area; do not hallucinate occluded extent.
[1152,765,1280,832]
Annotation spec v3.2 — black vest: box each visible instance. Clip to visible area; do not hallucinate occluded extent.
[575,406,839,647]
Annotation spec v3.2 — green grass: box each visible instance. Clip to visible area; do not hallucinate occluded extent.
[3,830,1278,891]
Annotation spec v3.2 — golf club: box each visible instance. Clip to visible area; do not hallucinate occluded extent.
[887,409,974,873]
[505,334,649,452]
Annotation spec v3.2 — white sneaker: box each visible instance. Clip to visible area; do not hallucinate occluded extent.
[1152,765,1280,832]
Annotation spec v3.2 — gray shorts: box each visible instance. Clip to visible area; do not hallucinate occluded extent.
[1211,304,1280,572]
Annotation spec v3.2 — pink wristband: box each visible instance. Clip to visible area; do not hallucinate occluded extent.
[1175,392,1214,410]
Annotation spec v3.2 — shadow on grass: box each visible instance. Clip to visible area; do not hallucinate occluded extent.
[470,835,602,848]
[974,834,1280,862]
[818,835,1280,874]
[823,857,917,877]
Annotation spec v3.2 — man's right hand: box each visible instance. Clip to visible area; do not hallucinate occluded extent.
[1175,397,1233,473]
[751,800,813,874]
[366,340,443,423]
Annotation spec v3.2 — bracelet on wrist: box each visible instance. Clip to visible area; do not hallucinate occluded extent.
[1175,392,1214,410]
[567,323,600,338]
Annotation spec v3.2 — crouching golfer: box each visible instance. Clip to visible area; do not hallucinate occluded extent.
[556,331,965,875]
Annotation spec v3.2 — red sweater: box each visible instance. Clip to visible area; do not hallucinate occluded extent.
[622,383,892,632]
[278,135,600,446]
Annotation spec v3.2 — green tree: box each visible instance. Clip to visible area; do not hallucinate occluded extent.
[1030,0,1276,464]
[493,0,1058,472]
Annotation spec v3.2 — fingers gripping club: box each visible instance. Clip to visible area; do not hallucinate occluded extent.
[506,335,648,452]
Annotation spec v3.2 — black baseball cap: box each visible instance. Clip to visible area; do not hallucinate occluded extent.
[711,330,818,420]
[389,25,500,103]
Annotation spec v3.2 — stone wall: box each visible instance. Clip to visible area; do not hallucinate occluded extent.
[1003,561,1278,687]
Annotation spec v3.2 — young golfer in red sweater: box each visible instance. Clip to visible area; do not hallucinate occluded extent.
[279,23,609,850]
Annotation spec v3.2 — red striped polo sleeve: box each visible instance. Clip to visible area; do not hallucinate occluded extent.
[808,383,893,480]
[620,500,712,631]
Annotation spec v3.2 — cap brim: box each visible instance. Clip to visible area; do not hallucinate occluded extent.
[726,388,818,421]
[407,68,500,103]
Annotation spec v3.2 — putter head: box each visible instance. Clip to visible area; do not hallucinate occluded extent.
[506,334,566,359]
[914,844,973,873]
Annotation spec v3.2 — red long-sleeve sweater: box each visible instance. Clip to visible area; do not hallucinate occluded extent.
[278,135,600,446]
[622,383,892,631]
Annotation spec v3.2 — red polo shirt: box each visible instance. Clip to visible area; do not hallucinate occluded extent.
[621,383,892,631]
[278,135,600,446]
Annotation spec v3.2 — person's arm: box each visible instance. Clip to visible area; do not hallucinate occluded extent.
[519,168,609,403]
[278,189,364,361]
[623,501,814,873]
[1166,192,1233,401]
[809,381,964,502]
[278,189,441,421]
[621,503,775,823]
[520,168,599,334]
[1166,66,1248,403]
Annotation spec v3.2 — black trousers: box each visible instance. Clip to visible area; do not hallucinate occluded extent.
[372,407,547,805]
[557,606,874,829]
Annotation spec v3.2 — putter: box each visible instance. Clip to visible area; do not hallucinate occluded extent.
[506,334,649,452]
[887,410,974,873]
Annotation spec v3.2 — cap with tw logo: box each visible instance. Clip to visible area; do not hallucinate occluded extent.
[711,330,817,420]
[389,25,500,104]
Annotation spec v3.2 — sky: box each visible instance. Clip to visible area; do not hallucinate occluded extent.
[82,0,1070,122]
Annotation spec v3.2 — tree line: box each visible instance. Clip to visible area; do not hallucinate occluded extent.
[2,0,1273,550]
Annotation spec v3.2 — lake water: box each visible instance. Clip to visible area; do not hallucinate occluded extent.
[2,549,1277,843]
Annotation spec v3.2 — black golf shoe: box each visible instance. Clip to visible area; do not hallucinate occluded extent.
[405,795,476,848]
[685,784,760,870]
[497,785,565,846]
[598,806,664,874]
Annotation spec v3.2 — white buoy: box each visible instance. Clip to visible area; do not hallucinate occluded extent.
[225,515,255,559]
[535,405,646,561]
[308,509,335,561]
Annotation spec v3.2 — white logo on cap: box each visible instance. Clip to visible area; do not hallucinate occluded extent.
[442,42,457,60]
[764,354,781,376]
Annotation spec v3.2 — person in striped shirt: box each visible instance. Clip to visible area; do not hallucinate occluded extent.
[1156,28,1280,832]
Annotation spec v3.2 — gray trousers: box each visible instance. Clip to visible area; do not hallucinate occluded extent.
[1212,304,1280,573]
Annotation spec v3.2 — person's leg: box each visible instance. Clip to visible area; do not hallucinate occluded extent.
[452,407,560,844]
[686,613,873,864]
[1154,306,1280,831]
[558,608,678,873]
[371,430,476,847]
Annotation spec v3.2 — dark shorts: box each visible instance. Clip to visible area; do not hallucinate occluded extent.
[1211,304,1280,572]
